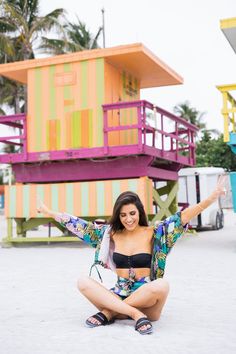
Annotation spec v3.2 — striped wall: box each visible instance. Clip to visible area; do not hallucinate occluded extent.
[27,59,141,153]
[27,58,105,152]
[4,177,153,218]
[104,62,140,146]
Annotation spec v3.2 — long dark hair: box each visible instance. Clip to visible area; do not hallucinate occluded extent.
[109,191,148,234]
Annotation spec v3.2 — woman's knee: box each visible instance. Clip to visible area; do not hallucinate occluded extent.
[77,276,92,292]
[150,312,161,321]
[151,278,170,296]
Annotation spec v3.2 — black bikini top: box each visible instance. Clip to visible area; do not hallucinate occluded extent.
[113,252,152,269]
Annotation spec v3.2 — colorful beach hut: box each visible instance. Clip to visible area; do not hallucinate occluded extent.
[217,18,236,212]
[0,43,198,244]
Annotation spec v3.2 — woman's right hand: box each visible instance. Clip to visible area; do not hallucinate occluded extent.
[37,199,50,215]
[37,199,61,219]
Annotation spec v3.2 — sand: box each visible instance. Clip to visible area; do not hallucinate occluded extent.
[0,210,236,354]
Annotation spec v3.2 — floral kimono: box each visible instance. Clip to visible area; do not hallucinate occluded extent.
[55,212,188,280]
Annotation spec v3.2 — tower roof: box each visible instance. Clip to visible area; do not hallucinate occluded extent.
[0,43,183,88]
[220,17,236,54]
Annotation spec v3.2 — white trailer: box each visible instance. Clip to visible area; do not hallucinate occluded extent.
[178,167,225,230]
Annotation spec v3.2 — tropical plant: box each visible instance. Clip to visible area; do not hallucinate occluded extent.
[196,131,236,171]
[0,14,22,114]
[0,0,65,61]
[174,101,207,129]
[0,76,24,114]
[173,100,220,140]
[39,16,102,55]
[0,0,66,156]
[0,0,65,114]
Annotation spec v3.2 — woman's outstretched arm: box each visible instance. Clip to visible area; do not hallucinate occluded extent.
[181,175,227,225]
[37,199,105,247]
[37,200,61,219]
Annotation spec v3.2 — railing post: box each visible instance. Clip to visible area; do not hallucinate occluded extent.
[23,116,27,161]
[153,106,157,148]
[170,123,174,153]
[175,122,179,161]
[161,114,164,157]
[187,129,191,164]
[191,131,195,165]
[137,104,143,153]
[143,104,146,146]
[103,108,108,155]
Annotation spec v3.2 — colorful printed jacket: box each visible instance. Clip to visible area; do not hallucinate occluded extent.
[55,212,188,280]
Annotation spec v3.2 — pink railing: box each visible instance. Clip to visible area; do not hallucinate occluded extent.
[0,113,27,159]
[102,100,198,165]
[0,102,198,166]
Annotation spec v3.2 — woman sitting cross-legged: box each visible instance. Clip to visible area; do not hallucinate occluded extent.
[37,176,226,335]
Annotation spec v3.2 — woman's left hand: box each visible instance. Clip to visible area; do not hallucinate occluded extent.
[181,174,228,225]
[213,175,228,198]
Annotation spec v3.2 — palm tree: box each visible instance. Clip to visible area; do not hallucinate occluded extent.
[173,101,220,138]
[39,16,102,55]
[0,76,24,114]
[0,0,66,114]
[0,33,31,114]
[0,21,22,114]
[173,101,206,130]
[0,0,65,61]
[0,0,66,155]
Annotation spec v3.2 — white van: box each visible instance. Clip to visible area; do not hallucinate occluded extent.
[178,167,225,230]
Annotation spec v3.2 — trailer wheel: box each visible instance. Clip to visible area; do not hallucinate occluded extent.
[219,211,224,229]
[213,212,221,230]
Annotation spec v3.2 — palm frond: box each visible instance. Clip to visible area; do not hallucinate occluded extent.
[1,1,27,32]
[0,17,16,33]
[38,37,67,55]
[29,10,65,41]
[0,106,6,115]
[0,34,15,59]
[91,26,102,49]
[173,100,206,130]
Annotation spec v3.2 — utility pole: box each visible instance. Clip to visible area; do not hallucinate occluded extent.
[101,8,105,48]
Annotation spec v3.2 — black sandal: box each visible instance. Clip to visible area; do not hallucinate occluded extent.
[135,317,153,335]
[85,312,114,328]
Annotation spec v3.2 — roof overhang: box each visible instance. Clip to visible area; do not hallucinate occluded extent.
[0,43,183,88]
[220,17,236,54]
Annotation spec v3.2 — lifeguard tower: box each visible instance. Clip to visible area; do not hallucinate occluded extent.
[0,43,198,245]
[217,18,236,212]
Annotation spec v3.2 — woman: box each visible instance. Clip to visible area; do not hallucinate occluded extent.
[37,176,226,335]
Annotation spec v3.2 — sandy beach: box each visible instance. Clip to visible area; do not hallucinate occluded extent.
[0,211,236,354]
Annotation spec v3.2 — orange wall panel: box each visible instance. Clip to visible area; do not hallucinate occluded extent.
[104,62,140,147]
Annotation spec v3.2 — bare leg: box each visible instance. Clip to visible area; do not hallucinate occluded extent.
[100,279,169,321]
[77,277,169,332]
[124,278,169,320]
[77,276,147,324]
[102,279,169,331]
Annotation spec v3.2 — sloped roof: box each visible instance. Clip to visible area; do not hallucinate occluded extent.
[0,43,183,88]
[220,17,236,54]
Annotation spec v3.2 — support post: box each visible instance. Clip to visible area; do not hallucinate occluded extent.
[2,218,14,247]
[151,180,178,223]
[15,218,26,237]
[7,218,13,240]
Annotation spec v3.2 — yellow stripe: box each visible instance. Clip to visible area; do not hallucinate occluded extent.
[220,17,236,29]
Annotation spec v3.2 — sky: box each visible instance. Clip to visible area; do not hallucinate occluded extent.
[38,0,236,133]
